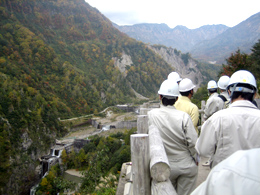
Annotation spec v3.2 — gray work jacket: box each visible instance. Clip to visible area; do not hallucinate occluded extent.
[196,100,260,167]
[148,105,198,161]
[203,92,224,120]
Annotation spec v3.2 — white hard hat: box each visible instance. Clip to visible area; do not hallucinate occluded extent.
[167,72,182,82]
[179,78,196,92]
[218,75,230,90]
[227,70,257,92]
[207,80,218,89]
[158,79,179,98]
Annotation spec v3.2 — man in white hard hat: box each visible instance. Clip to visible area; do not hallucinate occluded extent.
[196,70,260,168]
[203,80,224,121]
[217,75,230,108]
[167,71,182,84]
[174,78,199,133]
[202,80,226,166]
[148,79,198,195]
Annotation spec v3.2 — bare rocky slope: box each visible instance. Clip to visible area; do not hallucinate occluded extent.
[148,45,205,88]
[112,45,207,89]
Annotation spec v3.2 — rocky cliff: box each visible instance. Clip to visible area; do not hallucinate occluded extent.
[111,45,205,90]
[112,51,133,77]
[149,46,205,88]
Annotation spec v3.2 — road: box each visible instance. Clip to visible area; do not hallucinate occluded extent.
[196,157,211,187]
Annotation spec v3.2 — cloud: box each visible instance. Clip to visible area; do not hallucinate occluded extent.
[86,0,260,29]
[103,11,143,25]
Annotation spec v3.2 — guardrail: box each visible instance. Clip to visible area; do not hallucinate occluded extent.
[122,101,205,195]
[126,115,177,195]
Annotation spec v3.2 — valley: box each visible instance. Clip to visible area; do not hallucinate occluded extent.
[60,109,138,143]
[0,0,259,193]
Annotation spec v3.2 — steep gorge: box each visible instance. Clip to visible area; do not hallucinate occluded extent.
[0,1,215,193]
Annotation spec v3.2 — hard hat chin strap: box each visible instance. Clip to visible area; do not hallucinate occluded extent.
[229,83,256,98]
[161,95,177,100]
[231,87,255,93]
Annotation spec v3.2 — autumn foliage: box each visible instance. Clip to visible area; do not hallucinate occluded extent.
[0,0,174,193]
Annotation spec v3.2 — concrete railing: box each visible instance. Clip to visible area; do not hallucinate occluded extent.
[123,115,177,195]
[123,101,206,195]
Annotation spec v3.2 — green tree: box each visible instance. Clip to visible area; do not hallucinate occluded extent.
[192,84,208,108]
[0,129,11,187]
[218,40,260,92]
[76,148,86,169]
[81,150,103,193]
[37,166,75,195]
[250,39,260,79]
[61,149,68,165]
[220,49,251,76]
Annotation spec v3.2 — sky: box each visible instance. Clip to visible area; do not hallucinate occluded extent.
[85,0,260,29]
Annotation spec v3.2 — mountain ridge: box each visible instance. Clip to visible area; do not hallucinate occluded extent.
[113,22,229,53]
[191,12,260,63]
[114,12,260,64]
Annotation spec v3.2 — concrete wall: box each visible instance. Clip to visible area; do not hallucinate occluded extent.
[116,121,137,129]
[116,105,139,112]
[91,119,100,129]
[73,139,90,153]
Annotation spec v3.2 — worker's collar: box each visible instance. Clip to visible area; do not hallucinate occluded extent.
[178,95,191,102]
[209,92,219,98]
[160,104,176,109]
[230,100,258,109]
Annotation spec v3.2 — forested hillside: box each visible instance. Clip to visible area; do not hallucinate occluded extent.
[0,0,174,117]
[0,0,175,194]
